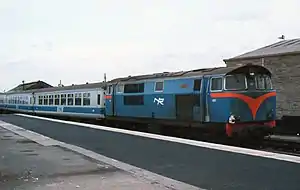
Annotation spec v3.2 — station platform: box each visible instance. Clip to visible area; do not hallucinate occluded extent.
[0,121,194,189]
[1,114,300,190]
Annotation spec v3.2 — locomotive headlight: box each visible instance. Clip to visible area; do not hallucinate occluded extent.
[267,109,274,119]
[228,115,236,124]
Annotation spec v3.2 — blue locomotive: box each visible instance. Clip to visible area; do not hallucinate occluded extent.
[0,64,276,138]
[105,64,276,137]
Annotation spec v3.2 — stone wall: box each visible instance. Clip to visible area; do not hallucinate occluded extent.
[224,54,300,119]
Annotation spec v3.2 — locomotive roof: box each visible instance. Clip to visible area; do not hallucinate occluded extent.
[4,64,271,95]
[108,64,271,83]
[5,81,105,95]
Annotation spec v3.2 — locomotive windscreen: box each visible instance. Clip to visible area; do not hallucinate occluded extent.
[224,73,272,91]
[224,74,247,90]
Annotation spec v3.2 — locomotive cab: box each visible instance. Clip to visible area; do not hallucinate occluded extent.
[208,64,276,138]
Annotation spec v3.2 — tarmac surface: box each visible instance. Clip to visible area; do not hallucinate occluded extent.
[1,114,300,190]
[0,124,182,190]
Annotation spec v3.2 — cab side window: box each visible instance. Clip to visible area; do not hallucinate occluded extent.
[211,77,223,91]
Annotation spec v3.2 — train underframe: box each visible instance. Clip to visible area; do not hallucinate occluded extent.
[1,109,275,141]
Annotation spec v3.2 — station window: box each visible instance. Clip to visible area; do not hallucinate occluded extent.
[155,81,164,92]
[83,93,90,106]
[67,94,74,105]
[55,95,60,105]
[38,96,43,105]
[75,93,82,106]
[124,95,144,105]
[61,94,66,105]
[193,79,201,91]
[97,94,101,105]
[124,83,144,93]
[49,95,54,105]
[211,77,223,91]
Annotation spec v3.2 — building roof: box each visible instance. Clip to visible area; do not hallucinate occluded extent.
[8,80,53,93]
[6,81,104,95]
[224,38,300,61]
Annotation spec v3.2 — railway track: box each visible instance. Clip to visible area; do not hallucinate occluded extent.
[260,138,300,156]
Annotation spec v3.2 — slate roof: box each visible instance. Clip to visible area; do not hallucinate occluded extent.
[224,38,300,61]
[6,81,104,94]
[8,81,53,93]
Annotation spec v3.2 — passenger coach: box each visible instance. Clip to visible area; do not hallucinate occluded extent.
[0,83,106,119]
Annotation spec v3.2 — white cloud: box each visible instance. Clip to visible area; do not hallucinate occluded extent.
[0,0,300,91]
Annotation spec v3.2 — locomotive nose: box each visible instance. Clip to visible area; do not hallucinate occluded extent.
[228,115,240,124]
[228,115,236,124]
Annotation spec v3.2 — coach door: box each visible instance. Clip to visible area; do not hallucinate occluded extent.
[175,78,202,121]
[192,78,202,121]
[105,85,114,116]
[206,76,223,122]
[31,93,36,113]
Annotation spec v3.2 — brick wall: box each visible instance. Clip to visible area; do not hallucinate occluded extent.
[225,54,300,119]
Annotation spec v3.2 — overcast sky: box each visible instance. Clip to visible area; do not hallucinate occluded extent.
[1,0,300,92]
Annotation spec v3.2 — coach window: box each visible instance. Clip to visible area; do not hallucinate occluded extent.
[124,95,144,105]
[44,95,48,105]
[75,93,82,106]
[68,94,74,105]
[49,95,54,105]
[38,96,43,105]
[155,81,164,92]
[117,84,124,93]
[97,94,101,105]
[75,93,82,105]
[83,93,90,106]
[61,94,66,105]
[54,95,59,105]
[124,83,144,93]
[108,85,112,94]
[210,77,223,91]
[193,79,202,91]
